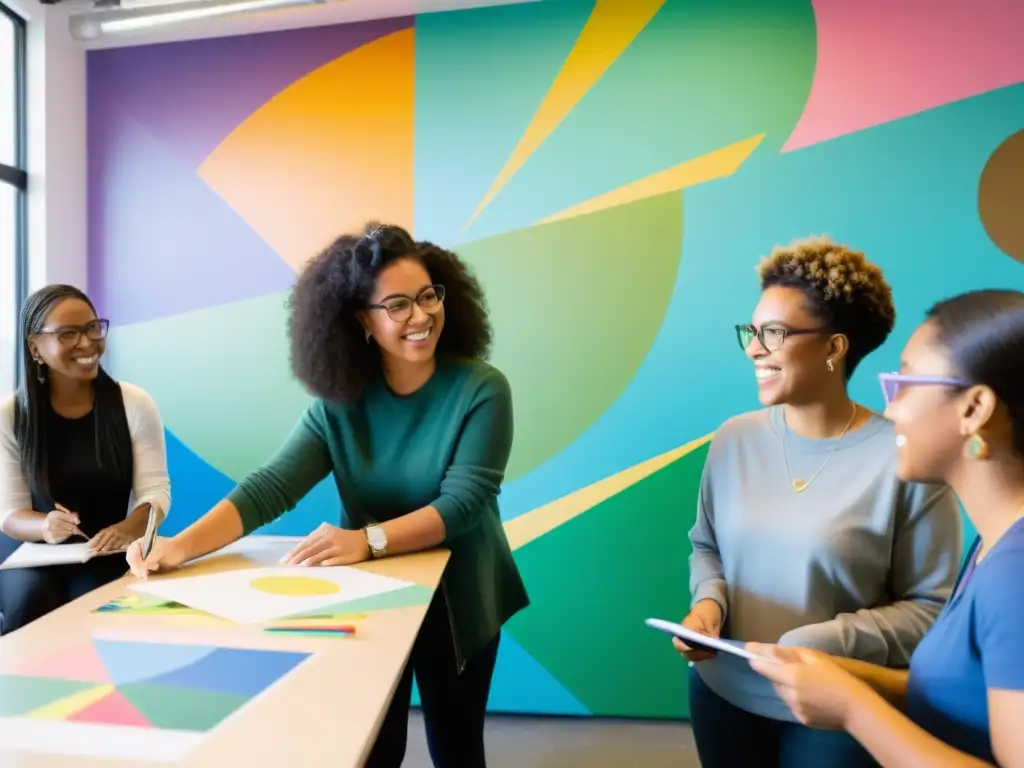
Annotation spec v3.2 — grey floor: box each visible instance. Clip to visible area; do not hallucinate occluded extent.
[405,711,699,767]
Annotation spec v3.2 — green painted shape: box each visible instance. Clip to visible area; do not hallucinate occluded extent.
[506,443,709,718]
[0,675,99,716]
[117,682,248,731]
[459,193,683,480]
[105,291,311,481]
[289,583,435,616]
[467,0,817,239]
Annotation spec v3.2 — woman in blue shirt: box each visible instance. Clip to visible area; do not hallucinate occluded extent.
[747,288,1024,767]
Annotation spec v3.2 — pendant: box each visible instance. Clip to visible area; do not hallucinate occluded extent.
[792,479,808,492]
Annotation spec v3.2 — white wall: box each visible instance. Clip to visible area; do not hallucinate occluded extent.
[7,0,87,293]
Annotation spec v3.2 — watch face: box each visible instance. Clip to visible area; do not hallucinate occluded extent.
[368,527,387,549]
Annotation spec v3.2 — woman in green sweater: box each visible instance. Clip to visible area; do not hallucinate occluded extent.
[126,223,530,768]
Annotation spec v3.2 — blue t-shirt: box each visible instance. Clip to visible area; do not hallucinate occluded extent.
[907,517,1024,762]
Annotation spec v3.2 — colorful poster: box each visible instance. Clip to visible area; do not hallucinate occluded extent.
[0,638,311,762]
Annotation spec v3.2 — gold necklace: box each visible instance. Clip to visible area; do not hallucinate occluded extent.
[781,403,859,493]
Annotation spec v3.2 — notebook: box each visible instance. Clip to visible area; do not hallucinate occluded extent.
[0,541,128,570]
[643,618,776,663]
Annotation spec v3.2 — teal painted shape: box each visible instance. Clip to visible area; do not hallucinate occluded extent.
[961,507,978,563]
[486,632,589,715]
[463,0,817,241]
[410,631,589,715]
[496,83,1024,534]
[413,0,595,246]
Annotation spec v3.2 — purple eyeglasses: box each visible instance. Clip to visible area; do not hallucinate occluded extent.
[878,372,969,405]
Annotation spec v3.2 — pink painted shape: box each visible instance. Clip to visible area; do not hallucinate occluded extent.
[784,0,1024,151]
[67,689,151,728]
[16,643,110,685]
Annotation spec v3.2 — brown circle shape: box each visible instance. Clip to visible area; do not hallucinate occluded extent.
[979,129,1024,264]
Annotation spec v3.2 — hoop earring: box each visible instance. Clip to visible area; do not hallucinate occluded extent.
[365,330,372,344]
[965,433,990,460]
[826,359,835,373]
[34,359,46,384]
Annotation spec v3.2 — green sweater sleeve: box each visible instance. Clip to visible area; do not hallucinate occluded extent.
[431,368,514,542]
[227,402,333,535]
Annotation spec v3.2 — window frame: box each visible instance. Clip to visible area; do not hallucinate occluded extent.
[1,0,27,393]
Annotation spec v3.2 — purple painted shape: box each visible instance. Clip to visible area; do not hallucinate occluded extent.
[87,97,296,324]
[86,18,412,169]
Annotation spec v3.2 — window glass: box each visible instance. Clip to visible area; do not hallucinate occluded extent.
[0,2,24,395]
[0,181,15,396]
[0,10,13,168]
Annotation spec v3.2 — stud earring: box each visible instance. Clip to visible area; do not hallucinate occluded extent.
[826,359,835,373]
[965,433,990,460]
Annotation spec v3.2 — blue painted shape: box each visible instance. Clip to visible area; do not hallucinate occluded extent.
[160,428,341,537]
[87,100,296,326]
[160,429,234,537]
[93,640,218,686]
[260,477,342,536]
[141,647,310,697]
[496,83,1024,525]
[487,632,590,715]
[411,632,589,715]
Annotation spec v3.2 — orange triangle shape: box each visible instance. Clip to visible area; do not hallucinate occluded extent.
[16,643,111,685]
[67,688,151,728]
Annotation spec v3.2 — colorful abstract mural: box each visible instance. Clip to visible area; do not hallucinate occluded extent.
[87,0,1024,718]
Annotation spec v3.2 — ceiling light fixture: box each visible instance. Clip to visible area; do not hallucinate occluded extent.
[70,0,324,40]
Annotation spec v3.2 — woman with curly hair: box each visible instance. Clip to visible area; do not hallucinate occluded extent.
[673,236,963,767]
[127,223,529,767]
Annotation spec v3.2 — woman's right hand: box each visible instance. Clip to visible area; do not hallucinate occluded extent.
[42,508,85,544]
[673,598,724,662]
[125,536,188,579]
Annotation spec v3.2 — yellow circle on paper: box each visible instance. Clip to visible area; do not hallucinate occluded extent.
[250,576,341,597]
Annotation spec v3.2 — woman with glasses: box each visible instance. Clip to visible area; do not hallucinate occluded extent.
[0,284,170,634]
[747,289,1024,768]
[675,236,962,768]
[126,223,529,768]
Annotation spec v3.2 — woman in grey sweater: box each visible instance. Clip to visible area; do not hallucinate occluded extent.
[676,236,963,768]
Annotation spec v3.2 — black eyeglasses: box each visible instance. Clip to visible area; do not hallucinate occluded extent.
[36,319,110,347]
[366,285,445,322]
[735,323,827,353]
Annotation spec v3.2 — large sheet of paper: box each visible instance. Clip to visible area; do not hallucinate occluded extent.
[0,637,312,763]
[129,565,416,624]
[0,542,126,570]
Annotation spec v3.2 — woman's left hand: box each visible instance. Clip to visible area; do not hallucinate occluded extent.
[746,643,869,730]
[89,522,138,554]
[281,523,370,567]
